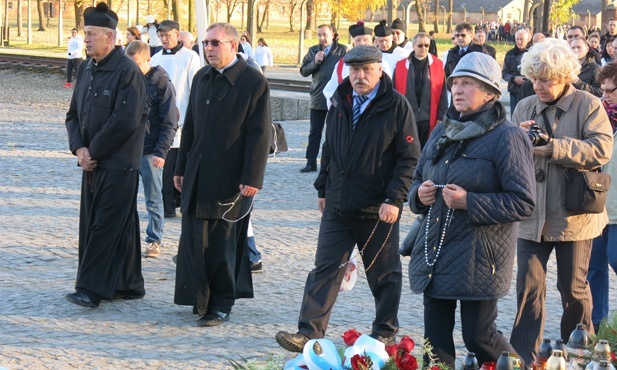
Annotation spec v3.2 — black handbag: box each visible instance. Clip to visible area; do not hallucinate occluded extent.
[269,122,288,155]
[399,214,425,256]
[564,168,611,215]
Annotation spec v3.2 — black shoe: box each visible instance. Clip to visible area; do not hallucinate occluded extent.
[299,164,317,173]
[250,260,263,273]
[369,333,396,346]
[65,291,99,308]
[164,212,177,218]
[113,289,146,300]
[275,331,309,353]
[197,310,230,327]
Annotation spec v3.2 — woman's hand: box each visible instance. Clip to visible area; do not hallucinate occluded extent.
[418,180,437,206]
[443,184,467,210]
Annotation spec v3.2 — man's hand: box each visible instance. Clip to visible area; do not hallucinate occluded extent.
[152,156,165,169]
[417,180,437,206]
[513,76,526,85]
[240,184,258,197]
[379,203,399,224]
[76,147,97,171]
[314,51,325,65]
[173,176,183,192]
[318,198,326,213]
[533,141,553,157]
[442,184,467,210]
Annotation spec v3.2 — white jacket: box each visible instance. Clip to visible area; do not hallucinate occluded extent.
[67,36,84,59]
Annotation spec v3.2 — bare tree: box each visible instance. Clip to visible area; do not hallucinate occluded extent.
[172,0,182,23]
[74,0,85,30]
[286,0,299,31]
[415,0,426,32]
[257,0,269,32]
[447,0,452,33]
[433,0,439,32]
[305,0,313,30]
[17,0,22,36]
[36,0,46,31]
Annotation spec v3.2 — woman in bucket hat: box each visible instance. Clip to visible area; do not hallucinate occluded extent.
[407,52,536,368]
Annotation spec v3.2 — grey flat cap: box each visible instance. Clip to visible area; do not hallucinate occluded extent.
[344,45,382,66]
[447,52,502,97]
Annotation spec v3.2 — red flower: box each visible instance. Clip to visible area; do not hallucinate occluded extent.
[398,336,415,353]
[431,366,440,370]
[351,354,370,370]
[342,329,362,346]
[396,352,419,370]
[386,344,399,357]
[611,352,617,362]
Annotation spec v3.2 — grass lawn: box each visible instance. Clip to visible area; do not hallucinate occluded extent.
[1,15,516,65]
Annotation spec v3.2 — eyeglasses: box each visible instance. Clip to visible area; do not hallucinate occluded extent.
[202,39,231,47]
[415,44,431,48]
[602,86,617,94]
[454,33,467,38]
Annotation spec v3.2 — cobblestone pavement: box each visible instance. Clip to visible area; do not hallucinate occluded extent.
[1,69,616,369]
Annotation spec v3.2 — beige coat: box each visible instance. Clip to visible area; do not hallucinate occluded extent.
[606,136,617,224]
[513,85,614,242]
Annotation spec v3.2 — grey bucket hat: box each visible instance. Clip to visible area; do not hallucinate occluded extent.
[447,52,502,97]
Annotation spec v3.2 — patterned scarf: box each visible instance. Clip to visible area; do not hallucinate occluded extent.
[602,100,617,133]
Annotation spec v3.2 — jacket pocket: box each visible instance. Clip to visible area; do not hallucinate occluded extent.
[480,230,496,275]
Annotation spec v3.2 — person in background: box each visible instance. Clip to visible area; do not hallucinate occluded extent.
[502,29,530,114]
[151,20,201,221]
[298,24,347,173]
[239,33,254,60]
[587,62,617,333]
[601,37,615,66]
[374,20,410,68]
[393,32,447,148]
[444,22,485,80]
[428,30,438,56]
[589,33,602,55]
[254,38,273,72]
[475,29,496,59]
[391,18,412,50]
[142,15,161,56]
[601,18,617,51]
[65,28,84,88]
[568,26,602,65]
[532,32,545,45]
[126,40,179,259]
[126,26,141,47]
[510,39,613,365]
[408,51,536,370]
[178,30,199,54]
[323,21,392,108]
[570,37,602,97]
[64,2,148,308]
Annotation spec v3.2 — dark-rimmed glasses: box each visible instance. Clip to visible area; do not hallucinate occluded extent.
[415,44,431,48]
[602,86,617,94]
[202,39,231,47]
[454,33,467,38]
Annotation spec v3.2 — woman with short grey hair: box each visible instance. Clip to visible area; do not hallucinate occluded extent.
[510,39,614,365]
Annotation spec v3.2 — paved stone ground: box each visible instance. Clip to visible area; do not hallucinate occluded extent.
[0,69,616,369]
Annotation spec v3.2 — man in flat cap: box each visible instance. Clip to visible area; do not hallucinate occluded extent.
[374,20,410,70]
[393,32,448,148]
[65,2,148,308]
[275,45,421,352]
[322,20,392,107]
[299,24,347,173]
[150,19,201,224]
[391,18,412,50]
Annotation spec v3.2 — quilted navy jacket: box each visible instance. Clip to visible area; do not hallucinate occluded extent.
[407,102,536,300]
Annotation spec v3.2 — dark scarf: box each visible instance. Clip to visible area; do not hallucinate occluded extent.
[433,101,506,162]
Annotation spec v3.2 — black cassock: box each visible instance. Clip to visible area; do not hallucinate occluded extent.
[76,168,144,299]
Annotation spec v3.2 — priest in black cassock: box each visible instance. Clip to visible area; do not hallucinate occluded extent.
[64,2,148,308]
[173,22,272,327]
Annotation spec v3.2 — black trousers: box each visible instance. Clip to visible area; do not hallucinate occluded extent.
[305,109,328,166]
[417,120,430,149]
[66,58,82,83]
[423,295,516,369]
[162,148,181,215]
[298,210,402,339]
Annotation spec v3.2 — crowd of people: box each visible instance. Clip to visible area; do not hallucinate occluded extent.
[61,6,616,368]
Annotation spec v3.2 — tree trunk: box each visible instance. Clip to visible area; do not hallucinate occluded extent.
[433,0,439,32]
[304,0,312,30]
[17,0,22,36]
[288,0,296,32]
[172,0,181,24]
[36,0,45,31]
[74,0,84,29]
[446,0,452,34]
[188,0,195,33]
[415,2,425,32]
[541,0,551,34]
[258,1,268,32]
[108,0,113,11]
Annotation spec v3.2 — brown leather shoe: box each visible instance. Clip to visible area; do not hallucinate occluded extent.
[369,333,396,346]
[275,331,309,352]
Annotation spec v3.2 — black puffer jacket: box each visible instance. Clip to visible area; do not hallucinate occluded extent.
[502,46,527,96]
[408,102,536,299]
[300,42,347,110]
[573,59,602,97]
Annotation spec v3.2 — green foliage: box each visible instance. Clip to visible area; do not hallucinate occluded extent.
[550,0,581,27]
[593,311,617,366]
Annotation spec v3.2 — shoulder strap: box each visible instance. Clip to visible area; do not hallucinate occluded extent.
[540,108,562,138]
